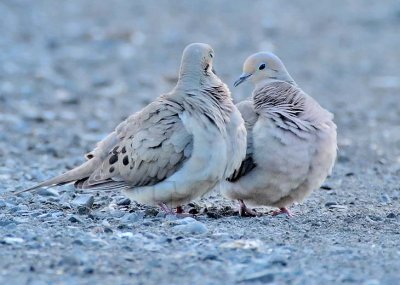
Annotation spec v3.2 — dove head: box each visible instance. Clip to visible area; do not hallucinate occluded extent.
[178,43,215,82]
[234,52,295,87]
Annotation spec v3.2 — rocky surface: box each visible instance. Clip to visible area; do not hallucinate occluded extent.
[1,0,400,284]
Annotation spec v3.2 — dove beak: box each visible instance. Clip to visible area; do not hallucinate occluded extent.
[234,73,252,87]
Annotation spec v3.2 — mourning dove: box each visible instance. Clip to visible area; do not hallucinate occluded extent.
[20,43,247,213]
[221,52,337,217]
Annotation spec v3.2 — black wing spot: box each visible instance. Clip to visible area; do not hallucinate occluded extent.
[109,154,118,165]
[109,166,115,173]
[121,146,126,153]
[123,155,129,166]
[112,146,119,154]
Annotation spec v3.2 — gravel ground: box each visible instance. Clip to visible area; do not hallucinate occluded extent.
[1,1,400,284]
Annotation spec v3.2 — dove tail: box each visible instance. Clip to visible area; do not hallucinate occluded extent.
[15,158,101,195]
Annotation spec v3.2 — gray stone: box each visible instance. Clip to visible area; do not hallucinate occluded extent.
[328,204,348,211]
[172,218,208,235]
[58,255,82,266]
[320,179,342,190]
[144,208,159,217]
[70,194,94,208]
[3,237,24,245]
[325,201,338,207]
[37,188,59,197]
[51,212,64,218]
[68,215,83,223]
[121,212,144,223]
[0,220,15,227]
[380,193,391,204]
[111,210,125,218]
[77,206,91,215]
[116,197,131,206]
[239,270,275,283]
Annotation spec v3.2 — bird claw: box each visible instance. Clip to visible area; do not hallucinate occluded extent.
[158,203,195,218]
[238,200,262,217]
[271,207,294,217]
[176,205,184,214]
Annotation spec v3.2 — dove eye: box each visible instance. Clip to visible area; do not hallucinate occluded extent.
[209,53,213,58]
[259,63,266,70]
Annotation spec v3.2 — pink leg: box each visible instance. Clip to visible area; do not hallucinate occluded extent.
[238,200,261,217]
[271,207,294,217]
[158,202,174,215]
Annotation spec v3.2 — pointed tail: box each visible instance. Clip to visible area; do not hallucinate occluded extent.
[14,157,101,195]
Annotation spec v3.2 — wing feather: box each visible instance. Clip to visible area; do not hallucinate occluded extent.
[80,97,193,190]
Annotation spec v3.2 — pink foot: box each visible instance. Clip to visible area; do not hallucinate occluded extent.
[158,203,193,217]
[238,200,262,217]
[271,207,294,217]
[176,205,184,214]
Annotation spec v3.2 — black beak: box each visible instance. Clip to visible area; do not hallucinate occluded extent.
[233,73,252,87]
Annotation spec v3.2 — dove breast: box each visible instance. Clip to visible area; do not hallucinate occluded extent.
[122,93,232,207]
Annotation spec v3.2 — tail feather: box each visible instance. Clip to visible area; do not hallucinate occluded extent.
[15,157,101,195]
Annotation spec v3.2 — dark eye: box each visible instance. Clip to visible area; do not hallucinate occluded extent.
[259,63,266,70]
[209,53,213,58]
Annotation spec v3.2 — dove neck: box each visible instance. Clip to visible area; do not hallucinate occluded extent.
[255,73,296,89]
[277,68,296,85]
[177,68,207,87]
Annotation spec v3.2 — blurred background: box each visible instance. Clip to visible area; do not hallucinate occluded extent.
[0,0,399,190]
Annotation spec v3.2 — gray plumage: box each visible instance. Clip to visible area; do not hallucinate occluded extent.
[21,43,247,208]
[221,52,337,215]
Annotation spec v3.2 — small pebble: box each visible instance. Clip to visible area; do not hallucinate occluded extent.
[328,205,348,211]
[118,232,134,239]
[83,267,94,274]
[0,220,15,227]
[104,227,113,234]
[220,239,263,250]
[3,237,24,245]
[380,193,391,205]
[72,239,84,246]
[144,208,159,217]
[70,194,94,208]
[386,213,396,219]
[172,218,208,235]
[37,188,59,197]
[68,215,83,223]
[77,206,91,215]
[325,202,338,207]
[321,179,342,190]
[240,270,275,283]
[121,212,143,223]
[116,197,131,206]
[368,215,382,222]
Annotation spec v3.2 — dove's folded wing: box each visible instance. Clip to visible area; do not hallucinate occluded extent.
[227,100,257,182]
[77,98,193,190]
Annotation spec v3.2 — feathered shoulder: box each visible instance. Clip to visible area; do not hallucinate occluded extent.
[253,81,335,135]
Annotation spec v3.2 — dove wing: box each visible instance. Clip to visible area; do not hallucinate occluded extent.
[77,96,193,190]
[227,100,257,182]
